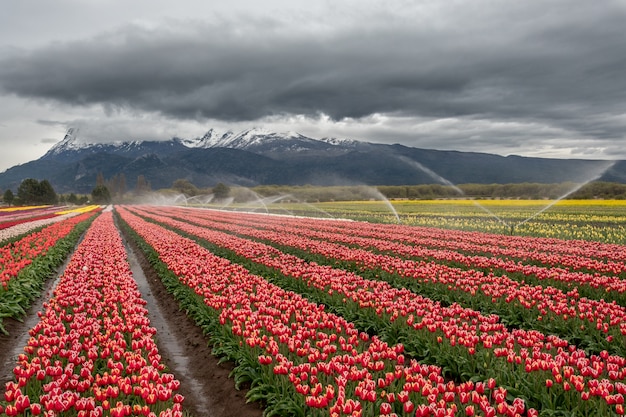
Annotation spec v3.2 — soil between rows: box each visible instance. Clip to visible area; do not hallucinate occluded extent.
[0,220,265,417]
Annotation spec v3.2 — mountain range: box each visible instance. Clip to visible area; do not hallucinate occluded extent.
[1,127,624,194]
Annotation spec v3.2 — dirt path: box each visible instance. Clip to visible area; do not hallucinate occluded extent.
[0,219,264,417]
[121,223,264,417]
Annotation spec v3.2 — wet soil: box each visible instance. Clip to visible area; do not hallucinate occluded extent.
[0,223,265,417]
[120,226,265,417]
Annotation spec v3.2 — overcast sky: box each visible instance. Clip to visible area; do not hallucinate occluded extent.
[1,0,625,173]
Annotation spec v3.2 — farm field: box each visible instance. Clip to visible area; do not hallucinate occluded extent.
[1,201,626,416]
[243,199,626,244]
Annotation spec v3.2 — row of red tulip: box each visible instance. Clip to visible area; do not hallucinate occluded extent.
[137,206,626,355]
[0,209,101,290]
[268,212,626,274]
[231,213,626,289]
[0,212,184,417]
[186,206,626,277]
[188,207,626,280]
[118,206,537,417]
[260,209,626,265]
[127,205,625,415]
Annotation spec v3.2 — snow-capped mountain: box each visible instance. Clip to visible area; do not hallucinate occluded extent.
[5,125,622,194]
[43,128,186,162]
[44,127,84,155]
[205,128,307,149]
[42,127,364,162]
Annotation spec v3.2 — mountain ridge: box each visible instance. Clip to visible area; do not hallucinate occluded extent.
[42,127,362,159]
[2,128,625,194]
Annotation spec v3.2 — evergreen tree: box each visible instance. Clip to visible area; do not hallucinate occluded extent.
[39,180,58,204]
[17,178,40,204]
[16,179,57,205]
[91,185,111,204]
[2,189,14,206]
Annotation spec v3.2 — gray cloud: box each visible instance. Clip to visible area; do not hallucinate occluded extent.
[0,0,625,160]
[40,138,60,144]
[36,119,67,126]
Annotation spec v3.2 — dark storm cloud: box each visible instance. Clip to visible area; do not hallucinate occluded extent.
[0,0,625,143]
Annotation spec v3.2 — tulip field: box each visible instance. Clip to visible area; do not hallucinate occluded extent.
[0,205,101,333]
[2,202,626,416]
[2,210,183,416]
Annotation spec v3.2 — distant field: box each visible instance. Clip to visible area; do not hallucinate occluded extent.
[228,199,626,244]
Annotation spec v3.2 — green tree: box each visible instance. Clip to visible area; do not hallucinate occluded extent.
[17,178,40,204]
[39,180,57,204]
[2,189,14,206]
[213,182,230,200]
[17,178,57,205]
[17,178,57,204]
[91,185,111,204]
[172,179,199,196]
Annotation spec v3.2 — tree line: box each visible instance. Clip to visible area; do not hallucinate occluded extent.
[377,181,626,200]
[252,181,626,201]
[3,177,626,207]
[2,179,57,206]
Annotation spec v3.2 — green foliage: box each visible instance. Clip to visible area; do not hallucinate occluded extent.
[570,181,626,199]
[171,179,199,196]
[248,181,626,202]
[16,178,57,205]
[91,184,112,204]
[2,189,14,205]
[212,182,231,200]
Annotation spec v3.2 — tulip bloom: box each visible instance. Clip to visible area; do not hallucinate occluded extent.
[1,212,183,416]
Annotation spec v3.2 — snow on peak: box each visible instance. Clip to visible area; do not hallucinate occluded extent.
[197,128,236,147]
[319,136,360,146]
[44,128,87,156]
[189,128,311,149]
[43,127,365,159]
[239,127,274,137]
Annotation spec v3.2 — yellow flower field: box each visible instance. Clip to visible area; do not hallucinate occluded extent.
[54,205,102,215]
[0,205,51,212]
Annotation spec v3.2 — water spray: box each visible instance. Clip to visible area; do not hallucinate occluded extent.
[395,154,617,236]
[395,155,511,230]
[513,160,616,229]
